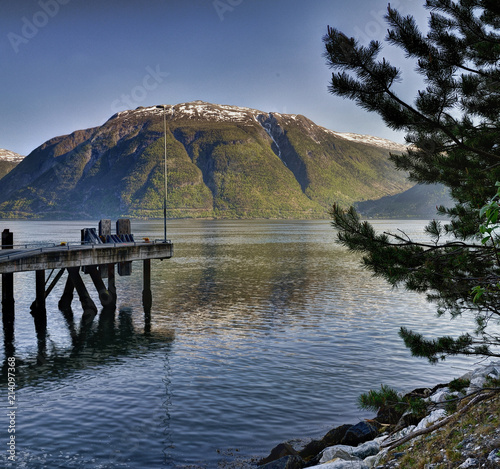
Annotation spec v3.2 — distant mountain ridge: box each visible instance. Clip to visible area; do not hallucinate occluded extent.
[356,183,454,219]
[0,149,24,180]
[0,101,413,219]
[0,149,24,162]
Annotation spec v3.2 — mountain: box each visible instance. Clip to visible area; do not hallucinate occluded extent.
[0,101,413,220]
[356,183,454,219]
[0,149,24,180]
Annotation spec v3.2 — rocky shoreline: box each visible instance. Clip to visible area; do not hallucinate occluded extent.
[257,362,500,469]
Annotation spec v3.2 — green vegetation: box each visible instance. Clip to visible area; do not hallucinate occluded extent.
[0,160,18,180]
[325,0,500,361]
[358,384,428,421]
[0,102,410,220]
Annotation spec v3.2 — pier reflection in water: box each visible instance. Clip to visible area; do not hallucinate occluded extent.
[0,219,480,468]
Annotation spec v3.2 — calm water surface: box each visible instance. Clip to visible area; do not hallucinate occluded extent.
[0,219,479,468]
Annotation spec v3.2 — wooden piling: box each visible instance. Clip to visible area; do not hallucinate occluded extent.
[108,264,117,306]
[1,229,14,344]
[33,270,47,337]
[142,259,152,311]
[117,219,132,276]
[99,220,112,279]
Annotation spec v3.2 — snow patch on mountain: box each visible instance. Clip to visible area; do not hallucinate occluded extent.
[112,101,407,152]
[326,130,407,152]
[0,149,24,163]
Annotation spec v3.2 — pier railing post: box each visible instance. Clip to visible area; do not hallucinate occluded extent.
[1,229,15,345]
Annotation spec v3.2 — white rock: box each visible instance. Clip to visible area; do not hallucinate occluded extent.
[458,457,479,468]
[319,441,380,464]
[307,460,370,469]
[488,449,500,462]
[319,446,360,463]
[466,361,500,393]
[415,409,446,431]
[429,388,450,403]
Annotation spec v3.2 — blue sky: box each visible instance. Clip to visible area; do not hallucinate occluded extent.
[1,0,429,155]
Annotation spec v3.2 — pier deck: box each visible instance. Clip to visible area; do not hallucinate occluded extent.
[1,220,174,352]
[0,240,173,274]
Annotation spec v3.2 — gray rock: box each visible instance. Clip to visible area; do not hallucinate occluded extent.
[428,388,450,403]
[465,361,500,393]
[353,440,380,459]
[319,445,360,463]
[319,441,380,464]
[458,457,480,468]
[488,449,500,463]
[308,460,369,469]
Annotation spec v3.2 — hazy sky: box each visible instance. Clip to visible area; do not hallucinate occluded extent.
[1,0,429,155]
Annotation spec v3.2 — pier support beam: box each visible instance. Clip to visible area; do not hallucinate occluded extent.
[67,267,98,316]
[33,269,47,338]
[108,264,117,306]
[2,229,15,347]
[142,259,152,334]
[87,266,113,307]
[31,268,65,313]
[142,259,152,311]
[59,275,75,311]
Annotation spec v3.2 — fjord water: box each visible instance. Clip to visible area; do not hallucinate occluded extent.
[0,219,477,468]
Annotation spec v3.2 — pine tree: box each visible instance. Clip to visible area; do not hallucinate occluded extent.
[323,0,500,362]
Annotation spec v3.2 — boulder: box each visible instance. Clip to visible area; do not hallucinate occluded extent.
[341,422,379,446]
[415,409,446,431]
[321,424,353,447]
[319,441,380,464]
[259,442,301,466]
[466,361,500,393]
[260,455,305,469]
[298,439,325,462]
[319,445,361,464]
[307,460,369,469]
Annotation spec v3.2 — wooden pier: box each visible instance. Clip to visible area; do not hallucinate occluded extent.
[0,219,173,353]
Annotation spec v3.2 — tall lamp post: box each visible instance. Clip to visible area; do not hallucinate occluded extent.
[163,104,168,242]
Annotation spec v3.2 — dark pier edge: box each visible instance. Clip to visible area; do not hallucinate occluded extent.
[0,219,173,360]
